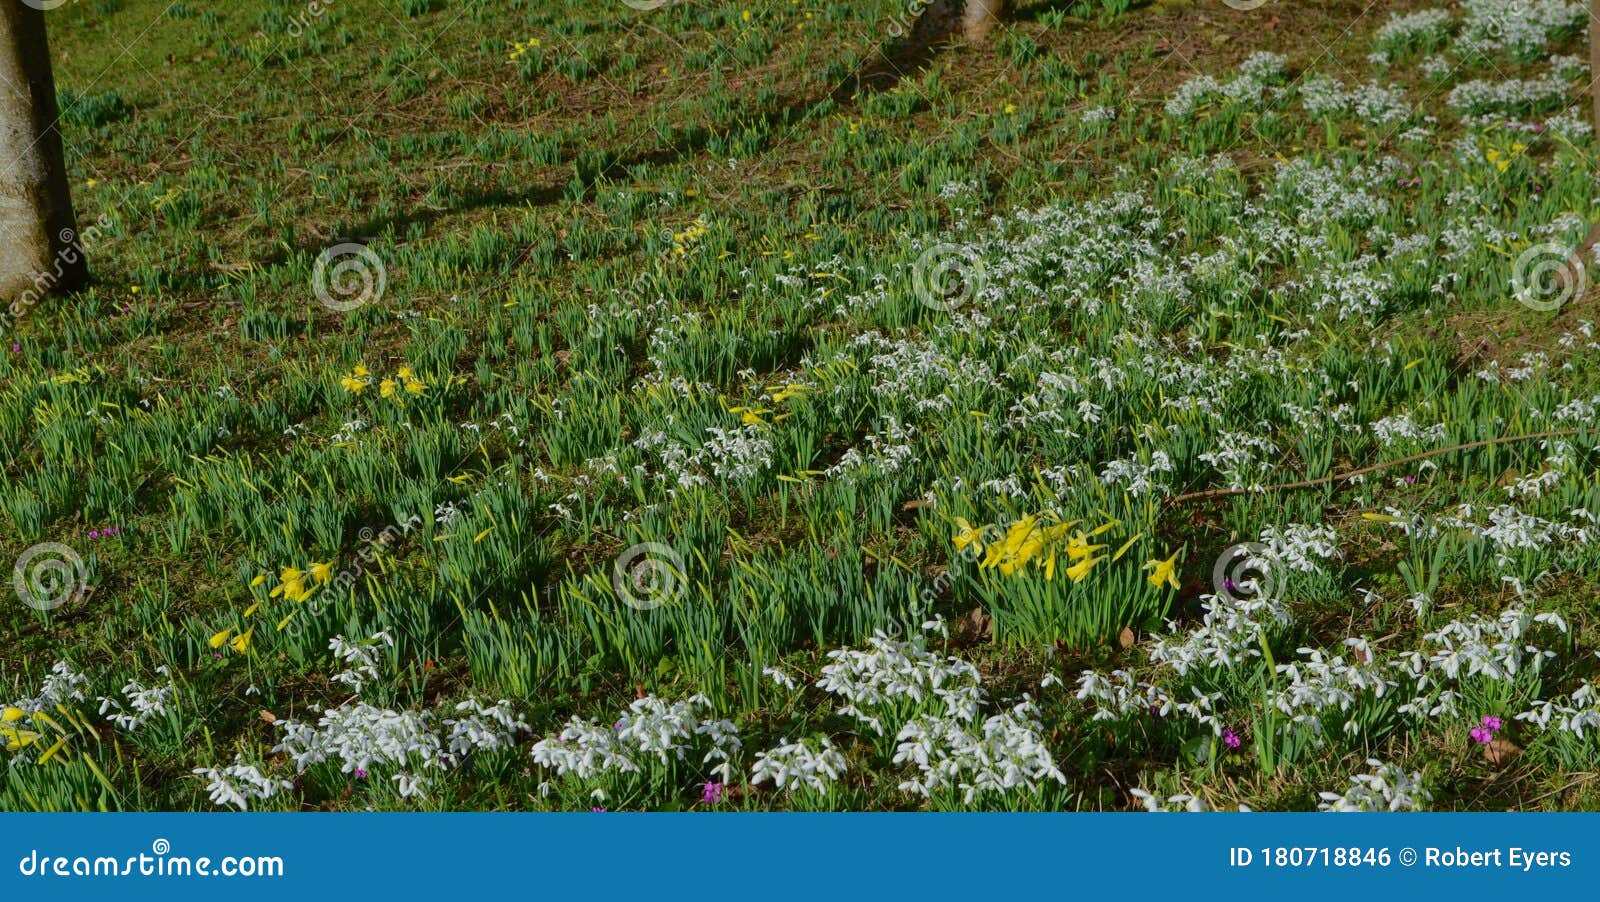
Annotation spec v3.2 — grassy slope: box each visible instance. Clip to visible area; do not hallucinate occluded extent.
[2,0,1598,810]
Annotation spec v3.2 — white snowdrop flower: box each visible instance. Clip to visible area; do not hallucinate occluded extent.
[1146,594,1292,677]
[529,695,740,782]
[6,661,90,720]
[392,771,428,798]
[273,703,444,776]
[99,669,176,733]
[328,630,395,694]
[1259,523,1342,572]
[762,667,799,691]
[442,699,530,762]
[751,737,846,794]
[816,631,984,733]
[894,700,1065,804]
[191,758,293,811]
[1129,789,1210,812]
[1317,760,1431,812]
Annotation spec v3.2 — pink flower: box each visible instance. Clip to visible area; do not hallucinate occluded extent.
[701,782,724,805]
[1470,726,1494,744]
[1481,716,1502,732]
[1222,728,1242,750]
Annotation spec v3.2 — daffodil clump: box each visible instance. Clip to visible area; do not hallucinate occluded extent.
[338,364,426,403]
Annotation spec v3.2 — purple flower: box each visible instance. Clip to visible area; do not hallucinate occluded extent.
[701,782,724,805]
[88,530,99,539]
[1482,715,1503,732]
[9,343,18,353]
[591,807,606,813]
[1222,728,1242,750]
[1470,726,1494,744]
[355,769,368,779]
[1223,578,1237,591]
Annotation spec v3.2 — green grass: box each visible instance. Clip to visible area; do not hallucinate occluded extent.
[2,0,1599,812]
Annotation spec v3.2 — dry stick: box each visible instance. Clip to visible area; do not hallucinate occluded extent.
[1165,428,1584,506]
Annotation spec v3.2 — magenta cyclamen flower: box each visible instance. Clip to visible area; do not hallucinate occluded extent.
[1470,726,1494,744]
[1482,716,1503,732]
[591,807,606,813]
[1222,728,1242,750]
[701,782,724,805]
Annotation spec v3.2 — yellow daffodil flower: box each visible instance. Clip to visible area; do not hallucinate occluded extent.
[1144,550,1180,591]
[1,706,24,723]
[1064,554,1104,583]
[951,517,984,554]
[2,726,40,752]
[270,567,310,602]
[229,627,254,654]
[208,629,232,649]
[308,562,333,585]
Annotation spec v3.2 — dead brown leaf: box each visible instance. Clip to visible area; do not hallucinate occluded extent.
[1484,737,1522,768]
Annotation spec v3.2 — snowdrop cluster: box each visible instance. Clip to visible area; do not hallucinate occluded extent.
[1129,789,1211,812]
[1146,594,1293,677]
[192,758,294,811]
[1415,608,1566,684]
[269,696,528,798]
[328,630,394,694]
[633,423,773,489]
[1317,760,1432,812]
[1268,642,1399,737]
[1455,0,1585,61]
[750,737,847,794]
[816,631,984,734]
[1258,523,1342,574]
[98,667,175,733]
[893,700,1066,804]
[529,694,740,783]
[1516,665,1600,739]
[5,661,89,717]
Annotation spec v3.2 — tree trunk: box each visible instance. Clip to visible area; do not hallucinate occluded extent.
[907,0,1010,48]
[0,4,84,320]
[1561,0,1600,300]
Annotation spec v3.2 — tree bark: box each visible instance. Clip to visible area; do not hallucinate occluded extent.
[0,3,84,319]
[907,0,1011,48]
[1562,0,1600,300]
